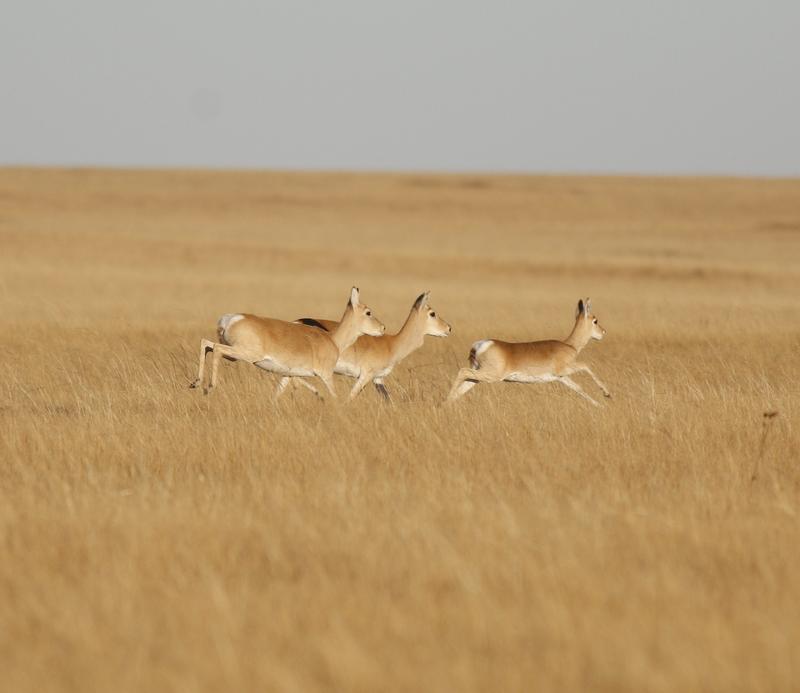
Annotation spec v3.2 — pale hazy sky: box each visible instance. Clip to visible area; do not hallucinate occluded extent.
[2,0,798,175]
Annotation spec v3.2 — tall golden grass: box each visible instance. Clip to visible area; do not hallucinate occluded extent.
[1,168,799,692]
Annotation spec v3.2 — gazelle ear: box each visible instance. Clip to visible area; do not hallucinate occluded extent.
[349,286,360,307]
[586,297,592,314]
[576,299,585,317]
[414,291,430,310]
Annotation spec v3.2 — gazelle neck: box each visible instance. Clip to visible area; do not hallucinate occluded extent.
[330,307,362,353]
[563,319,591,353]
[388,308,426,363]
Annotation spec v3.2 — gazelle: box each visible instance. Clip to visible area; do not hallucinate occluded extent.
[190,287,385,400]
[447,298,610,406]
[294,291,452,401]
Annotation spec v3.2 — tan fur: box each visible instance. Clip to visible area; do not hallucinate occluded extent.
[295,291,451,400]
[190,287,384,400]
[447,298,610,406]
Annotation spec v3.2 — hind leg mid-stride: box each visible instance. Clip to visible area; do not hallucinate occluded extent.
[189,338,216,390]
[206,343,252,395]
[447,367,500,402]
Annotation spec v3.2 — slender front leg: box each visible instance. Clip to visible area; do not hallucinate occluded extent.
[190,339,215,390]
[317,372,338,400]
[576,364,611,398]
[277,377,322,403]
[558,376,601,407]
[274,377,291,402]
[285,377,321,393]
[349,373,372,400]
[296,379,321,398]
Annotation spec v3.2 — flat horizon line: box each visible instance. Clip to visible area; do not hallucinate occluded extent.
[2,163,798,183]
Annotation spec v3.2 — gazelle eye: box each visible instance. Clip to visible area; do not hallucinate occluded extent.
[429,311,436,317]
[366,311,371,316]
[593,319,598,324]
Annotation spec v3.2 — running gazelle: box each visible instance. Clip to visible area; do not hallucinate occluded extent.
[190,287,385,400]
[447,298,610,406]
[295,291,452,400]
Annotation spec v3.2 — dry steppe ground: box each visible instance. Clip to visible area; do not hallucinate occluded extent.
[1,168,799,692]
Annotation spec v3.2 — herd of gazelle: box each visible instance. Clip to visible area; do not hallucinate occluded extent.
[191,287,611,406]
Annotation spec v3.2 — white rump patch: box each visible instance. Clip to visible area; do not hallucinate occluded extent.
[217,313,244,345]
[471,339,493,357]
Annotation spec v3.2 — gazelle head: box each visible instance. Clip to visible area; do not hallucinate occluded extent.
[576,297,605,341]
[347,286,385,336]
[413,291,452,337]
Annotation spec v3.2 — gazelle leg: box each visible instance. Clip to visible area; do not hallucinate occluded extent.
[572,363,611,398]
[276,377,321,402]
[373,378,391,401]
[349,373,372,400]
[274,377,291,402]
[447,368,476,402]
[447,367,497,402]
[207,344,251,395]
[190,338,216,390]
[296,379,321,397]
[455,380,478,398]
[286,377,319,393]
[558,375,601,407]
[317,373,338,400]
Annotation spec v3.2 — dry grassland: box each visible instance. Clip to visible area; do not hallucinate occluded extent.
[1,168,799,692]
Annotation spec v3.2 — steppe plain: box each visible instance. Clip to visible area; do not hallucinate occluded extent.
[1,168,799,692]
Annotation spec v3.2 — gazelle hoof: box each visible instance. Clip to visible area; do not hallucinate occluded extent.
[604,392,612,398]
